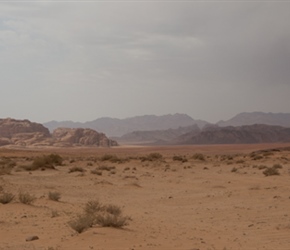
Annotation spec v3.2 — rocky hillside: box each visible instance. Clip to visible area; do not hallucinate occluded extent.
[118,124,201,144]
[217,112,290,127]
[177,124,290,144]
[0,118,117,147]
[44,114,209,137]
[52,128,118,147]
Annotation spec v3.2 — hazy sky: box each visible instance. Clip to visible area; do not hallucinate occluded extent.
[1,0,289,123]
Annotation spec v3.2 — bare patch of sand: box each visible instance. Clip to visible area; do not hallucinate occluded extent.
[1,144,290,249]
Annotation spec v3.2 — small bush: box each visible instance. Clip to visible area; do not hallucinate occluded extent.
[97,165,116,171]
[69,167,85,173]
[28,154,63,171]
[69,213,96,233]
[192,153,205,161]
[48,191,61,201]
[96,214,130,228]
[103,204,122,216]
[84,200,103,214]
[100,154,126,163]
[0,157,16,175]
[18,192,36,204]
[263,166,280,176]
[91,169,102,175]
[273,164,283,169]
[0,192,15,204]
[140,153,163,162]
[173,155,188,163]
[231,167,238,173]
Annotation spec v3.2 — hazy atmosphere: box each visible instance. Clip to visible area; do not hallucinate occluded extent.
[1,1,289,123]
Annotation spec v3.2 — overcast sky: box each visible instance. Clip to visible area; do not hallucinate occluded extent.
[0,0,289,123]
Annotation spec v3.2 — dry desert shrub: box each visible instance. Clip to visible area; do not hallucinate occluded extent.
[18,192,36,204]
[192,153,205,161]
[69,200,131,233]
[48,191,61,201]
[97,165,116,171]
[0,192,15,204]
[0,157,16,175]
[68,213,96,233]
[32,154,63,170]
[91,169,102,175]
[231,167,238,173]
[84,200,103,214]
[99,154,127,163]
[172,155,188,163]
[22,154,63,171]
[263,165,282,176]
[68,166,85,173]
[96,213,130,228]
[140,153,163,162]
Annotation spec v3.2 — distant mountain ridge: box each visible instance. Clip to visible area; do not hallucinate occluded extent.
[176,124,290,145]
[217,112,290,127]
[44,114,208,137]
[117,124,201,144]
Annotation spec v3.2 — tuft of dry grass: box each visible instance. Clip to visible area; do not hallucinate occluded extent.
[84,200,103,214]
[95,213,131,228]
[18,192,36,205]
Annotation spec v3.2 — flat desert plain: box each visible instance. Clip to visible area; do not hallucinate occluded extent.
[0,143,290,250]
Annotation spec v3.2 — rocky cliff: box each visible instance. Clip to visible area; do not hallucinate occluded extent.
[52,128,118,147]
[177,124,290,144]
[0,118,117,147]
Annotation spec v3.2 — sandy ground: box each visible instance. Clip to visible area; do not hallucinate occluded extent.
[0,144,290,250]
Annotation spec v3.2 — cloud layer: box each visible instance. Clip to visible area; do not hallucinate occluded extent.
[1,1,289,123]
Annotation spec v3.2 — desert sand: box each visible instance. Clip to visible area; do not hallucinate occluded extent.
[0,143,290,250]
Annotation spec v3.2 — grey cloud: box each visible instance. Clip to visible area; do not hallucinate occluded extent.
[0,2,289,123]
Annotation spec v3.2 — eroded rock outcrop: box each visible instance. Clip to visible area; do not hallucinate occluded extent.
[52,128,118,147]
[0,118,117,147]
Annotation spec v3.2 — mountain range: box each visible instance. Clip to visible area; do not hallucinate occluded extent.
[44,114,208,137]
[2,112,290,147]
